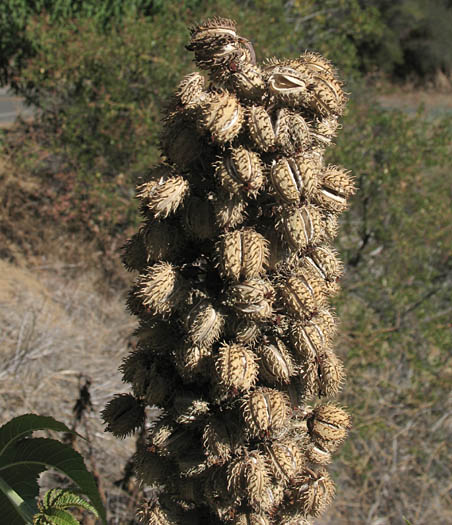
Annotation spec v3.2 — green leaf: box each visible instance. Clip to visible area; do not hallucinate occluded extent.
[0,438,106,524]
[0,475,37,525]
[0,414,73,456]
[41,489,98,516]
[34,507,81,525]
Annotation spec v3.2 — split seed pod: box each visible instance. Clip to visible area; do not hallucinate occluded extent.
[258,338,295,384]
[264,439,305,483]
[291,468,336,517]
[309,74,347,117]
[213,192,247,229]
[290,310,337,362]
[313,166,355,213]
[279,204,325,252]
[183,196,217,240]
[228,62,266,101]
[275,108,311,155]
[176,71,207,107]
[242,387,290,437]
[247,105,276,152]
[215,146,264,196]
[137,168,190,219]
[227,450,272,509]
[302,245,343,284]
[215,342,258,392]
[217,228,269,280]
[303,349,345,399]
[307,404,351,448]
[270,156,320,204]
[199,90,244,143]
[203,414,244,463]
[279,273,327,321]
[266,64,313,107]
[174,344,212,381]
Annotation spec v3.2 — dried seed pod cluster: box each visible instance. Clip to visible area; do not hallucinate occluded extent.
[103,17,354,524]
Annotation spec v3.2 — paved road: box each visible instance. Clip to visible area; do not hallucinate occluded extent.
[0,87,33,126]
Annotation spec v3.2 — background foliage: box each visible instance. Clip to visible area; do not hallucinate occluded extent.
[0,1,451,523]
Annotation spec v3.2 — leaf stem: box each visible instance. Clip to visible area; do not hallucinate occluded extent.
[0,475,37,524]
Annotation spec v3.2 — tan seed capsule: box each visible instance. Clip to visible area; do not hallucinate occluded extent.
[227,62,266,101]
[227,451,272,509]
[303,245,343,283]
[304,349,345,399]
[199,90,244,143]
[242,387,290,437]
[215,146,264,196]
[215,342,258,392]
[214,192,247,229]
[274,108,311,155]
[218,228,269,280]
[183,196,217,240]
[229,317,261,345]
[292,468,336,517]
[232,513,271,525]
[227,279,275,320]
[279,273,327,321]
[311,115,340,148]
[270,156,319,204]
[309,74,347,117]
[137,168,189,219]
[173,392,210,425]
[308,404,351,446]
[176,71,207,107]
[161,119,202,170]
[247,105,276,152]
[136,498,181,525]
[174,344,212,381]
[305,441,332,465]
[313,166,356,213]
[185,299,224,347]
[264,439,305,482]
[280,204,325,252]
[266,65,313,107]
[258,338,295,384]
[298,51,337,77]
[188,17,237,48]
[136,262,185,316]
[290,309,337,363]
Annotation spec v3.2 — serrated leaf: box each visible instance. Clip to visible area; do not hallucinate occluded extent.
[0,414,73,456]
[34,507,81,525]
[42,489,98,516]
[0,438,106,524]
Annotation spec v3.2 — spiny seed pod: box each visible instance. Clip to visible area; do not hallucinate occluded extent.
[279,204,325,252]
[136,262,185,316]
[217,228,269,280]
[242,387,290,437]
[134,449,175,486]
[311,116,340,148]
[227,62,266,101]
[228,317,261,345]
[304,349,345,398]
[101,394,145,438]
[305,441,332,465]
[215,146,264,196]
[302,245,343,284]
[184,299,224,347]
[313,166,356,213]
[203,414,244,463]
[298,51,336,78]
[266,64,313,107]
[309,74,347,117]
[270,156,319,204]
[247,105,276,152]
[176,71,207,107]
[264,439,305,483]
[136,498,186,525]
[257,338,295,384]
[213,191,247,229]
[307,404,351,447]
[137,169,190,219]
[227,279,275,320]
[291,468,336,517]
[174,344,212,381]
[188,17,238,49]
[227,451,272,509]
[279,273,327,321]
[199,90,244,143]
[215,342,258,392]
[275,108,311,155]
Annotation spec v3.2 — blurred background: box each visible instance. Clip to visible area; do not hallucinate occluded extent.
[0,1,451,523]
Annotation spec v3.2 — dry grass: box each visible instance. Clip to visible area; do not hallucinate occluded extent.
[0,258,142,523]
